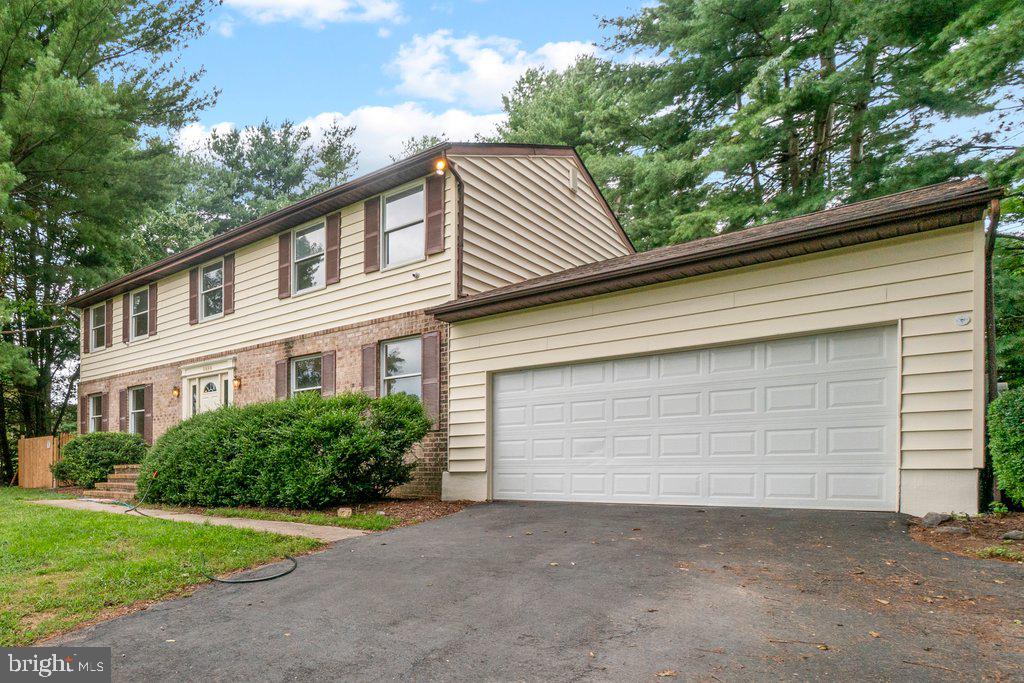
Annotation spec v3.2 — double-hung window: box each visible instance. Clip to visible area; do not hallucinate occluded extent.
[293,223,326,294]
[128,386,145,435]
[88,394,103,433]
[382,184,424,268]
[90,304,106,349]
[381,337,422,399]
[290,355,323,396]
[200,260,224,320]
[130,288,149,340]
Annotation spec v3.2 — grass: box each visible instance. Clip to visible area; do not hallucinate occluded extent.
[976,544,1024,562]
[0,486,320,645]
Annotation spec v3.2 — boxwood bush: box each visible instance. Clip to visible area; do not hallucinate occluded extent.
[139,391,431,509]
[989,388,1024,505]
[51,432,148,488]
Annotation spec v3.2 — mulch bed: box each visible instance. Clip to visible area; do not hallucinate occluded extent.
[352,498,476,527]
[909,511,1024,562]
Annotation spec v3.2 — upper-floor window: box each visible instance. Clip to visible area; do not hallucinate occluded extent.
[88,394,103,433]
[290,355,322,396]
[382,184,424,268]
[128,386,145,435]
[381,337,422,399]
[201,260,224,320]
[90,304,107,349]
[130,288,149,340]
[293,223,326,294]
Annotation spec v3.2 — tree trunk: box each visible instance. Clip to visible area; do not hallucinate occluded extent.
[850,43,878,195]
[0,380,13,482]
[982,199,1001,508]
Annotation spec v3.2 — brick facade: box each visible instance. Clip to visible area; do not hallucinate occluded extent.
[77,310,448,498]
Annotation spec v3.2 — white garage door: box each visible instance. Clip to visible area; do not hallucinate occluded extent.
[491,327,899,511]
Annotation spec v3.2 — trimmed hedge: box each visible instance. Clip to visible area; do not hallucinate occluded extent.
[51,432,147,488]
[140,391,431,509]
[989,388,1024,505]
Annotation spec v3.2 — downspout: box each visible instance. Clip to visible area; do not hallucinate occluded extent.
[983,198,1001,506]
[443,152,467,299]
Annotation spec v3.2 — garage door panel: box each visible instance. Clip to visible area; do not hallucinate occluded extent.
[492,328,898,511]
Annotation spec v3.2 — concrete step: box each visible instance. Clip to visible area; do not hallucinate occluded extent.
[86,490,135,502]
[108,473,139,482]
[113,464,142,473]
[94,481,138,493]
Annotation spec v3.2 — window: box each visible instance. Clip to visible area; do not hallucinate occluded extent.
[382,184,424,268]
[90,304,106,349]
[293,223,325,294]
[290,355,322,396]
[130,288,149,340]
[201,261,224,320]
[128,387,145,435]
[381,337,422,399]
[88,394,103,433]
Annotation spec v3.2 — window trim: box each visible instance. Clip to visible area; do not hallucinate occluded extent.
[88,394,103,433]
[129,287,149,341]
[289,354,323,397]
[380,336,423,398]
[199,258,225,322]
[89,304,107,350]
[291,221,327,296]
[381,181,426,271]
[127,386,146,436]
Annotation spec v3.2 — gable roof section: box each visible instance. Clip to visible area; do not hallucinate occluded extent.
[427,177,1001,322]
[69,143,623,308]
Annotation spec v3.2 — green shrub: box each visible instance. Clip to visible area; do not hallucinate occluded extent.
[988,388,1024,505]
[140,391,431,509]
[51,432,147,488]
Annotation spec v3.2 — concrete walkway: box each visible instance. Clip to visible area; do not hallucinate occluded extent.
[33,498,364,543]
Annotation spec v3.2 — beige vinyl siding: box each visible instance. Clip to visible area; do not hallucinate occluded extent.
[445,223,984,484]
[452,154,631,295]
[80,172,457,380]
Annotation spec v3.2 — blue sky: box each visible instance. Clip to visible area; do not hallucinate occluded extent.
[177,0,640,169]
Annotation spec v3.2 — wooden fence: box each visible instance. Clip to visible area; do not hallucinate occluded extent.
[17,433,72,488]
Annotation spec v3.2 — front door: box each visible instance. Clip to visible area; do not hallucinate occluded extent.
[190,374,226,416]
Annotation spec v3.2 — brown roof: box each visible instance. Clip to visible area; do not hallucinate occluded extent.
[69,143,611,308]
[427,177,1001,322]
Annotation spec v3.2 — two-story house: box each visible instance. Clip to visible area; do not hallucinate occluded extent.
[72,143,1000,513]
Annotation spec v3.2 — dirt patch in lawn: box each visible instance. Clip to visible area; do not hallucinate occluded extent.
[353,499,476,526]
[909,512,1024,563]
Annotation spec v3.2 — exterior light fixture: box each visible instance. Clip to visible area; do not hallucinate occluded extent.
[434,158,446,175]
[233,377,242,390]
[171,386,180,398]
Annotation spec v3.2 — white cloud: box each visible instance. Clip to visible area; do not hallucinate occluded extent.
[388,29,595,110]
[215,17,236,37]
[223,0,403,29]
[177,103,502,171]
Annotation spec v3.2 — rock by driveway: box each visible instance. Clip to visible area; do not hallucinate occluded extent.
[57,502,1023,681]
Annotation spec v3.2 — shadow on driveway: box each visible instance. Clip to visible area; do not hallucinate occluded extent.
[58,502,1023,681]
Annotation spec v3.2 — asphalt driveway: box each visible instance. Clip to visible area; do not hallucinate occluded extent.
[58,502,1023,681]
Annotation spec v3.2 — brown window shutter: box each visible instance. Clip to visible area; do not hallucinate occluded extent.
[222,254,235,315]
[278,233,292,298]
[188,268,199,324]
[78,394,87,433]
[421,331,441,424]
[119,389,128,432]
[325,214,341,285]
[104,299,113,347]
[143,384,154,445]
[100,392,110,432]
[122,294,130,343]
[82,310,90,354]
[275,359,289,400]
[363,197,380,273]
[321,350,336,397]
[361,344,378,397]
[425,173,445,255]
[148,283,159,335]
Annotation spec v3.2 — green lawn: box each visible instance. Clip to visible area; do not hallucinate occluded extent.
[0,487,320,645]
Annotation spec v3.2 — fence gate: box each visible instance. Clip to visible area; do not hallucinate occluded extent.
[17,434,72,488]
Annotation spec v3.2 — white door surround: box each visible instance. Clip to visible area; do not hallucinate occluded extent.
[180,357,236,418]
[490,327,899,511]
